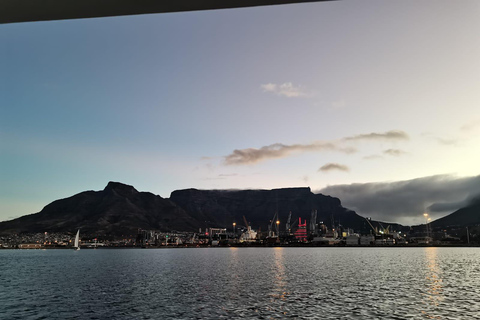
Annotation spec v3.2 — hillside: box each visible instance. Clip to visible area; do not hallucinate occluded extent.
[170,187,386,233]
[0,182,198,236]
[431,197,480,228]
[0,182,399,236]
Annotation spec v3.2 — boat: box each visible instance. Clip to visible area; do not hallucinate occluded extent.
[73,229,80,250]
[239,226,257,242]
[239,215,257,242]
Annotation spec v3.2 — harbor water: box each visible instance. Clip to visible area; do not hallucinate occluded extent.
[1,247,480,319]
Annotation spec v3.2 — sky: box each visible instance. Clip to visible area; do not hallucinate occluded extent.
[1,0,479,225]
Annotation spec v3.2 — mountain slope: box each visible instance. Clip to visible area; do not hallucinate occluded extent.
[0,182,198,235]
[0,182,402,236]
[431,197,480,228]
[169,187,377,232]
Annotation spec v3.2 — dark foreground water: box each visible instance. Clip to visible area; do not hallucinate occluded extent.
[1,247,480,319]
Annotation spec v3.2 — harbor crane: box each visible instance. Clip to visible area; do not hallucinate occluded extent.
[268,211,280,237]
[290,216,299,230]
[285,211,292,234]
[243,215,250,229]
[310,210,317,234]
[365,217,378,235]
[378,222,390,234]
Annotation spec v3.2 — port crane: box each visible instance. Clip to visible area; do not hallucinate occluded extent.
[310,210,317,234]
[290,216,298,230]
[243,215,250,229]
[365,217,378,235]
[378,222,390,234]
[285,211,292,234]
[268,212,280,237]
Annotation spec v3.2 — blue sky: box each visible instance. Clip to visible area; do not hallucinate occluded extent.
[1,0,479,225]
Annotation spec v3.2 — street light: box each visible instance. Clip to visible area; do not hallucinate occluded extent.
[428,218,432,239]
[233,222,236,236]
[423,213,429,240]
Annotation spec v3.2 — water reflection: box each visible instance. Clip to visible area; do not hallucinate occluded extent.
[422,247,444,319]
[268,248,289,317]
[5,248,480,319]
[271,248,287,300]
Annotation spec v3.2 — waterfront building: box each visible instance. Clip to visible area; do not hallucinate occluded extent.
[346,235,360,246]
[18,243,43,249]
[360,235,375,245]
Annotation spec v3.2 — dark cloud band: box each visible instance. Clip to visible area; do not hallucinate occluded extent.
[318,174,480,225]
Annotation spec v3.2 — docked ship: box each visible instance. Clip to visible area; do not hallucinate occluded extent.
[240,225,257,242]
[239,215,257,242]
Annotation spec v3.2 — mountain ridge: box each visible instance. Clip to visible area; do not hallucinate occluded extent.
[3,181,475,236]
[1,182,372,235]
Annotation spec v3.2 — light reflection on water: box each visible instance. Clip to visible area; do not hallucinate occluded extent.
[271,247,287,301]
[422,247,443,319]
[1,247,480,319]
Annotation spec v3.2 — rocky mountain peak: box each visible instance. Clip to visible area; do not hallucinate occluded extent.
[103,181,138,196]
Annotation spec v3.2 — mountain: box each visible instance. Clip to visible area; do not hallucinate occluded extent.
[0,182,198,236]
[170,187,378,233]
[0,182,395,236]
[431,196,480,228]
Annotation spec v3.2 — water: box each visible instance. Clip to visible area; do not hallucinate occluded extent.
[1,247,480,319]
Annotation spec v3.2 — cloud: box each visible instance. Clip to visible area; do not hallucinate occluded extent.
[318,174,480,225]
[383,149,407,156]
[261,82,309,98]
[363,155,383,160]
[461,120,480,132]
[218,173,238,177]
[224,142,356,165]
[222,129,409,166]
[344,130,409,142]
[436,138,458,146]
[318,163,349,172]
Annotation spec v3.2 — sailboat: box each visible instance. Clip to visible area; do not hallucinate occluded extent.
[73,229,80,251]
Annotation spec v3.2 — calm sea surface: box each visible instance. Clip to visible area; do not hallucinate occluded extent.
[1,247,480,319]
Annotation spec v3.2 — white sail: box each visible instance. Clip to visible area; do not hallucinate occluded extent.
[74,229,80,250]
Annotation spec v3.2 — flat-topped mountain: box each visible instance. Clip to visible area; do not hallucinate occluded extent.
[169,187,374,232]
[0,182,400,236]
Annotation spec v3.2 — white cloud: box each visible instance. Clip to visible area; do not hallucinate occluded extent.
[363,155,383,160]
[261,82,309,98]
[383,149,408,156]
